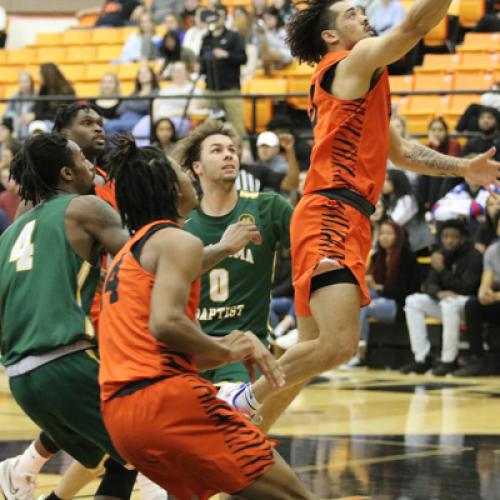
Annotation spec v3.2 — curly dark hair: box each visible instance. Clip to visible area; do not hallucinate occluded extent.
[286,0,341,64]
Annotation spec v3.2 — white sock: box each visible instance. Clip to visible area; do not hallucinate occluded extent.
[16,441,50,476]
[136,472,168,500]
[236,383,262,412]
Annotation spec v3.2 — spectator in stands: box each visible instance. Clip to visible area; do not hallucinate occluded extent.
[348,220,419,366]
[251,0,267,21]
[92,73,122,120]
[163,13,185,42]
[427,117,461,157]
[151,117,178,156]
[462,107,500,161]
[389,114,418,185]
[153,61,202,136]
[233,6,258,82]
[474,11,500,32]
[199,4,247,138]
[401,219,483,376]
[28,63,75,126]
[269,247,296,340]
[370,199,387,250]
[475,194,500,254]
[93,0,144,27]
[27,120,49,136]
[267,115,311,171]
[103,63,159,135]
[181,0,200,29]
[120,11,161,63]
[372,0,405,35]
[271,0,297,23]
[254,6,292,76]
[455,215,500,376]
[182,7,208,57]
[0,117,14,159]
[150,0,184,24]
[432,177,492,239]
[383,169,435,254]
[256,130,289,176]
[158,31,197,79]
[0,160,20,223]
[3,72,35,139]
[481,82,500,113]
[0,6,6,48]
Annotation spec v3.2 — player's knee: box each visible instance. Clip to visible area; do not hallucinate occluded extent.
[316,329,358,371]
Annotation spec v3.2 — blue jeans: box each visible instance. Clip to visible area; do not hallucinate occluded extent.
[104,112,144,135]
[270,297,295,328]
[359,289,397,342]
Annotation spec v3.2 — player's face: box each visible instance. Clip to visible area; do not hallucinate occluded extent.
[197,134,240,184]
[66,140,96,195]
[329,2,373,49]
[64,109,106,160]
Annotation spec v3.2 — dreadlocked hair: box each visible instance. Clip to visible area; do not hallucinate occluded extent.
[53,103,100,132]
[286,0,341,64]
[10,132,74,206]
[106,134,180,234]
[172,119,239,176]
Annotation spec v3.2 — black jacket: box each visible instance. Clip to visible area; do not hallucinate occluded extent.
[422,243,483,299]
[200,28,247,91]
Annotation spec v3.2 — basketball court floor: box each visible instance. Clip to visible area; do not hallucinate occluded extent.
[1,368,500,499]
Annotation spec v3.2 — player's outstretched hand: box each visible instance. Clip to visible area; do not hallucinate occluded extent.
[464,147,500,193]
[219,221,262,255]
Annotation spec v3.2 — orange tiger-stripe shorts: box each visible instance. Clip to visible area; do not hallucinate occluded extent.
[291,193,372,317]
[101,373,275,500]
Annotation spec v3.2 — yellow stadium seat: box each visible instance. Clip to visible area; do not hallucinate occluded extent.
[389,75,414,92]
[456,0,486,28]
[66,46,96,64]
[416,54,461,73]
[413,73,453,91]
[84,63,118,82]
[5,83,20,97]
[274,60,314,77]
[74,82,100,97]
[464,32,500,46]
[121,81,135,95]
[0,67,21,84]
[0,50,7,64]
[37,47,67,64]
[453,71,494,90]
[242,78,287,132]
[286,76,310,110]
[399,110,435,135]
[91,29,123,45]
[0,86,5,99]
[118,63,141,80]
[407,94,451,114]
[61,30,93,46]
[78,13,99,28]
[448,93,482,113]
[120,27,137,42]
[59,64,86,83]
[458,52,499,71]
[6,48,37,65]
[34,32,62,46]
[424,17,448,47]
[95,45,123,63]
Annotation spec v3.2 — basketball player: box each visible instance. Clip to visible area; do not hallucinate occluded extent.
[175,120,293,389]
[98,135,314,500]
[217,0,500,431]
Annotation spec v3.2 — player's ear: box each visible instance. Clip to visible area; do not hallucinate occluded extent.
[60,165,73,181]
[191,160,203,177]
[321,29,339,45]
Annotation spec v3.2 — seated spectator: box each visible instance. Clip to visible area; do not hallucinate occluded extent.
[120,12,161,63]
[181,0,200,29]
[432,178,492,238]
[29,63,75,126]
[0,162,20,223]
[233,6,259,82]
[254,6,292,76]
[239,131,299,193]
[182,6,207,57]
[461,106,500,159]
[270,0,296,23]
[383,169,435,254]
[269,247,295,340]
[427,117,461,157]
[157,30,197,79]
[349,220,419,367]
[150,0,184,24]
[104,63,159,135]
[456,215,500,376]
[153,61,202,133]
[372,0,405,35]
[481,81,500,113]
[370,199,387,250]
[401,219,483,376]
[3,72,35,139]
[151,117,178,156]
[92,73,122,120]
[267,115,311,171]
[475,194,500,254]
[389,114,418,185]
[0,117,14,159]
[163,13,185,43]
[251,0,267,21]
[94,0,144,27]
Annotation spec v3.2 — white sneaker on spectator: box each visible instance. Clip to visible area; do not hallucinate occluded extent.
[0,456,36,500]
[275,328,298,350]
[137,473,168,499]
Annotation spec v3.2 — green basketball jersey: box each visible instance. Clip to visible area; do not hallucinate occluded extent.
[0,194,100,367]
[185,191,293,339]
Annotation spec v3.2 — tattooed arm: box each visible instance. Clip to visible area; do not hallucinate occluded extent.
[388,124,500,188]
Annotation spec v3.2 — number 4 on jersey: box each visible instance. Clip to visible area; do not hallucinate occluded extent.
[9,220,36,272]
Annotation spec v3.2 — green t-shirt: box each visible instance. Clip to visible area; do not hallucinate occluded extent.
[185,191,293,339]
[0,194,100,366]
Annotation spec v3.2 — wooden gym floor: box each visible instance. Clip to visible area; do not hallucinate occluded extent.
[1,368,500,499]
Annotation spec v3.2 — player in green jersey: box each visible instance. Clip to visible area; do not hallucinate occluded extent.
[175,120,293,415]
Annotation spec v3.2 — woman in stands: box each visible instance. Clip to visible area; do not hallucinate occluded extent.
[157,30,197,80]
[151,117,177,156]
[29,63,75,127]
[119,11,160,63]
[3,71,35,138]
[104,63,159,135]
[346,220,420,367]
[92,73,122,121]
[475,193,500,254]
